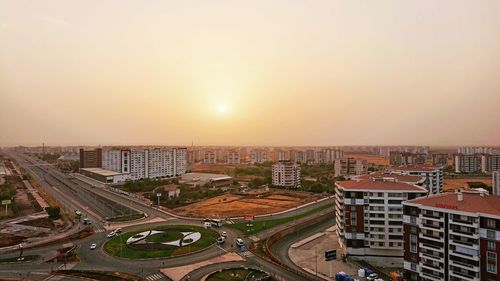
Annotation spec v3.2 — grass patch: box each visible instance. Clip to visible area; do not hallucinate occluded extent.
[106,213,145,222]
[229,203,332,236]
[207,268,270,281]
[0,255,39,263]
[145,232,183,243]
[103,225,218,259]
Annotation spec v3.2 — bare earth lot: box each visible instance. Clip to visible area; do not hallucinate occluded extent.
[444,178,492,191]
[344,153,389,166]
[174,190,322,218]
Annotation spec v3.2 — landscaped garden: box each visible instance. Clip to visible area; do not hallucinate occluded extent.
[103,225,218,259]
[206,268,272,281]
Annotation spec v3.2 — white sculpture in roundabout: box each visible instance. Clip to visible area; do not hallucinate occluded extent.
[126,230,201,247]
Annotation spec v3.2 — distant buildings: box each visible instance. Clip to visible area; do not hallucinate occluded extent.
[482,155,500,174]
[201,150,217,164]
[79,148,102,168]
[225,150,240,164]
[334,158,367,177]
[432,153,449,168]
[390,151,426,166]
[79,147,187,182]
[272,161,300,188]
[458,146,500,155]
[493,171,500,196]
[403,191,500,281]
[391,165,444,195]
[335,179,427,266]
[455,154,483,173]
[250,150,267,164]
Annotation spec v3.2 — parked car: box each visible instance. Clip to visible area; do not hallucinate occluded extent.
[216,237,226,244]
[90,243,97,250]
[204,222,212,228]
[367,273,379,281]
[114,228,122,234]
[235,238,244,247]
[221,231,227,237]
[83,218,92,225]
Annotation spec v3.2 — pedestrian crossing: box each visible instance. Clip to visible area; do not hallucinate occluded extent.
[145,273,165,281]
[94,228,105,233]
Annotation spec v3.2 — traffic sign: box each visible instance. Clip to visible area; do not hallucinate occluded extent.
[325,249,336,261]
[1,200,11,205]
[244,215,254,221]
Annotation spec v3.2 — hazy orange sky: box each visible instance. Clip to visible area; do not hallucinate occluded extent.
[1,1,499,147]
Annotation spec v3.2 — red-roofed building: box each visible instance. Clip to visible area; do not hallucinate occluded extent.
[335,179,427,266]
[403,191,500,281]
[391,165,443,195]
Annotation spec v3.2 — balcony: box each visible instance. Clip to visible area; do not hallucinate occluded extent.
[449,271,479,281]
[449,240,479,251]
[449,229,479,239]
[420,251,443,262]
[421,222,442,231]
[343,198,365,205]
[419,232,444,243]
[419,242,444,252]
[449,260,479,272]
[449,219,478,228]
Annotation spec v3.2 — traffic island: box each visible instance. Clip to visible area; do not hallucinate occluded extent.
[103,225,218,259]
[205,268,273,281]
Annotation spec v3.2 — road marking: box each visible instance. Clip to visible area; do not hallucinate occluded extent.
[94,228,105,233]
[145,273,165,281]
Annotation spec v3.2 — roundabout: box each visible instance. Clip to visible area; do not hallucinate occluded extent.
[103,225,219,259]
[206,267,272,281]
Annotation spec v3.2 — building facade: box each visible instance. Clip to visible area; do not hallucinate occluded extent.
[432,153,449,168]
[482,155,500,174]
[493,171,500,196]
[79,148,102,168]
[390,152,427,166]
[334,158,368,177]
[391,166,444,195]
[226,150,240,164]
[272,161,300,188]
[455,154,482,173]
[335,180,427,266]
[250,150,267,164]
[403,192,500,281]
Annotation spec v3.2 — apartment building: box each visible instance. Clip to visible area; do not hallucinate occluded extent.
[458,147,500,155]
[455,154,482,173]
[403,191,500,281]
[250,150,267,164]
[226,150,240,164]
[493,171,500,196]
[272,161,300,188]
[334,158,368,177]
[79,148,102,168]
[290,150,306,164]
[391,165,443,195]
[334,180,427,266]
[83,147,187,182]
[481,155,500,174]
[390,152,427,166]
[432,153,449,168]
[201,150,217,164]
[276,150,290,161]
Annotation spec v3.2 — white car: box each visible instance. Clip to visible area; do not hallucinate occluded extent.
[106,232,116,238]
[235,238,244,247]
[367,273,379,281]
[221,231,227,237]
[216,237,226,244]
[90,243,97,250]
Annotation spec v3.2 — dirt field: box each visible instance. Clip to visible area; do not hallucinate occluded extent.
[344,153,389,166]
[174,190,321,218]
[444,178,492,191]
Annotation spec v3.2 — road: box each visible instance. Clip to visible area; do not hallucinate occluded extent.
[1,150,338,281]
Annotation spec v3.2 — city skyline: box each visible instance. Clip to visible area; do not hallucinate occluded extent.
[1,0,499,147]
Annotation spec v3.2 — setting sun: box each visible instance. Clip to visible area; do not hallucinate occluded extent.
[217,104,227,114]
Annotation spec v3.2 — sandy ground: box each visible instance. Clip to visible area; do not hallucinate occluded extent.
[344,154,389,166]
[443,178,492,191]
[174,191,320,218]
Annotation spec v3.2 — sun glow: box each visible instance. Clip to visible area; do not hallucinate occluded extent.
[218,104,227,113]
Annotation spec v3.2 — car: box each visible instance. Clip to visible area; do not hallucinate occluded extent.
[114,228,122,234]
[90,243,97,250]
[221,231,227,237]
[106,232,116,238]
[235,238,244,247]
[367,273,379,281]
[203,222,212,228]
[216,237,226,244]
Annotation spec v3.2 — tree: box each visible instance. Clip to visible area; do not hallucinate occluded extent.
[45,206,61,220]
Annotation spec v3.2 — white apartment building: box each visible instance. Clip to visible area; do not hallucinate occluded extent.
[391,165,443,195]
[291,150,307,164]
[250,150,267,164]
[272,161,300,188]
[335,180,427,266]
[458,147,500,155]
[100,147,187,181]
[276,150,290,161]
[201,150,217,164]
[455,154,482,173]
[482,155,500,174]
[403,191,500,281]
[226,150,240,164]
[493,171,500,196]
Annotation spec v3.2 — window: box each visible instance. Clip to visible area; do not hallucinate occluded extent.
[411,226,417,234]
[488,241,496,250]
[351,206,357,211]
[487,219,496,229]
[410,234,417,253]
[487,230,496,240]
[487,252,497,274]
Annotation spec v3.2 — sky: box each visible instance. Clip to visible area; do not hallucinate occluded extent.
[1,0,499,147]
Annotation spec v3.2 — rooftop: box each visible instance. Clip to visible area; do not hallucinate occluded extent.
[336,180,427,192]
[356,172,424,184]
[160,184,180,191]
[406,192,500,216]
[80,168,122,177]
[392,165,441,172]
